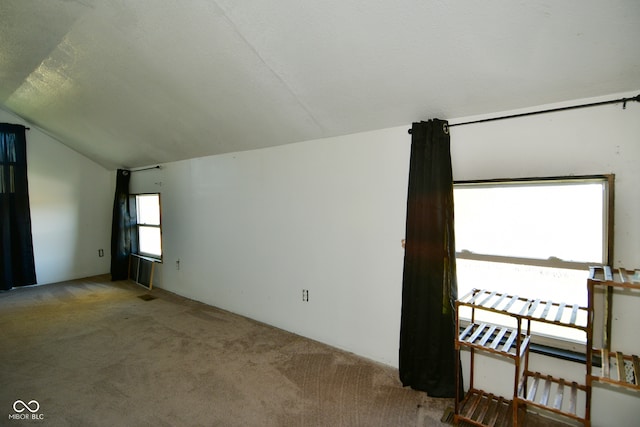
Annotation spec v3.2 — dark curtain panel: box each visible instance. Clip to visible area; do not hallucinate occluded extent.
[0,123,37,291]
[110,169,132,280]
[399,119,458,397]
[128,194,138,256]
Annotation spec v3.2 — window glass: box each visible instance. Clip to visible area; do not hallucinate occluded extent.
[138,226,162,257]
[455,182,605,263]
[135,193,162,259]
[136,194,160,225]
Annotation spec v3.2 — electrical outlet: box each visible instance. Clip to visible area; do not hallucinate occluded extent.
[98,249,104,257]
[302,289,309,302]
[176,259,180,270]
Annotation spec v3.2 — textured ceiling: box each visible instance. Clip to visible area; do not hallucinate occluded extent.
[1,0,639,169]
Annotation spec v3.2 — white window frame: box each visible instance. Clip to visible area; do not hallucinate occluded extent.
[454,175,614,352]
[134,193,163,261]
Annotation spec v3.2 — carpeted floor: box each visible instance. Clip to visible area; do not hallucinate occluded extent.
[0,275,454,426]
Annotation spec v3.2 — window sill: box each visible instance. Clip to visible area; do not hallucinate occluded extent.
[529,343,586,364]
[131,253,162,264]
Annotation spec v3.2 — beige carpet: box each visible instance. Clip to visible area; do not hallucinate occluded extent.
[0,275,454,426]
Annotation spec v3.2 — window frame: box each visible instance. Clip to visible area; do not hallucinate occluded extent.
[453,174,614,352]
[133,192,163,262]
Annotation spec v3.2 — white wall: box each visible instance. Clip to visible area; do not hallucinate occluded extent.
[130,91,640,426]
[131,125,410,367]
[0,109,113,285]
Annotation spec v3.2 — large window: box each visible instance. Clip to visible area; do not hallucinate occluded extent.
[454,176,613,347]
[135,193,162,259]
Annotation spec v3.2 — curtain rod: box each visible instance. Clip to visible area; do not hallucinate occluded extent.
[408,93,640,133]
[130,165,161,173]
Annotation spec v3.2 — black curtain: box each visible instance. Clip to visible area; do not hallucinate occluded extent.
[0,124,37,291]
[110,169,132,280]
[399,119,458,397]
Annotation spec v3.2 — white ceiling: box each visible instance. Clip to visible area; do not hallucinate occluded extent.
[1,1,639,170]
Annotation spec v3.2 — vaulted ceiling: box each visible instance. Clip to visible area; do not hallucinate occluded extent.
[1,1,639,169]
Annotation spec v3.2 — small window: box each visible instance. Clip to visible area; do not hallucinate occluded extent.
[454,176,613,347]
[135,194,162,259]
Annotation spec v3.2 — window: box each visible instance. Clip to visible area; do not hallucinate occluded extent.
[135,193,162,259]
[454,176,613,348]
